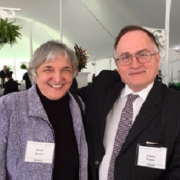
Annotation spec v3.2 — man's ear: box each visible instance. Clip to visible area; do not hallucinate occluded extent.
[155,53,160,68]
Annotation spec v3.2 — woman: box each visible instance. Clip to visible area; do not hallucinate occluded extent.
[0,41,88,180]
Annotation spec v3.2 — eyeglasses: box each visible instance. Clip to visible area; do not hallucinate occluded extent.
[115,51,157,66]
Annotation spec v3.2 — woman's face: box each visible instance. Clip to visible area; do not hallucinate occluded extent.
[36,55,73,100]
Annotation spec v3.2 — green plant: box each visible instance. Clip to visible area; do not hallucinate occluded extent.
[175,82,180,87]
[20,63,27,70]
[0,18,22,48]
[74,44,89,71]
[7,66,11,71]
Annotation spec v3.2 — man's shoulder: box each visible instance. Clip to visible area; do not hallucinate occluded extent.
[98,70,119,76]
[89,70,122,90]
[159,83,180,102]
[96,70,120,83]
[8,79,17,85]
[76,70,122,101]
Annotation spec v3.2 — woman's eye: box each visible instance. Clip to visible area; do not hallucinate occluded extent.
[43,69,53,72]
[62,69,71,73]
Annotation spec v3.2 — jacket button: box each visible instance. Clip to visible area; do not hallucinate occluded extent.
[95,161,99,165]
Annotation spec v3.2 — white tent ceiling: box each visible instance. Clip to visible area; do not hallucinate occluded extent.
[0,0,180,62]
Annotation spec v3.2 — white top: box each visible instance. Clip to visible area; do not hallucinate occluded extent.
[99,83,154,180]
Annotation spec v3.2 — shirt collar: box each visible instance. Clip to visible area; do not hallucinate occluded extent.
[121,82,154,101]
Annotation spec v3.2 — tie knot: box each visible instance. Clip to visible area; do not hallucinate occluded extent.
[127,94,138,104]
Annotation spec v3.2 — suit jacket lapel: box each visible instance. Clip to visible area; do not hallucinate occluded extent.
[100,81,124,139]
[91,80,124,160]
[120,80,161,153]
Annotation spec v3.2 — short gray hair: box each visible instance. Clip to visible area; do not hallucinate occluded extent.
[28,40,78,83]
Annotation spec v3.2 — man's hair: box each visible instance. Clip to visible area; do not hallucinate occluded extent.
[6,71,13,78]
[28,40,78,83]
[114,25,159,51]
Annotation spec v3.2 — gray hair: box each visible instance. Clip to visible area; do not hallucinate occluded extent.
[28,40,78,83]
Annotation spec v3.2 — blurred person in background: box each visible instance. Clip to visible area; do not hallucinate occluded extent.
[23,71,32,89]
[0,65,10,88]
[3,71,19,95]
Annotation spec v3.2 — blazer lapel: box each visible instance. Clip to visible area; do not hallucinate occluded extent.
[94,81,124,160]
[100,82,124,137]
[120,80,161,153]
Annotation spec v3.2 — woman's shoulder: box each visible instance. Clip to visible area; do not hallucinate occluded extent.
[0,90,29,108]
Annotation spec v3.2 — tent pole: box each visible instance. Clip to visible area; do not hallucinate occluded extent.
[164,0,172,85]
[28,22,33,57]
[60,0,62,42]
[13,45,16,79]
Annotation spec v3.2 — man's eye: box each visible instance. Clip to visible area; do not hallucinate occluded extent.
[120,55,130,60]
[138,52,149,57]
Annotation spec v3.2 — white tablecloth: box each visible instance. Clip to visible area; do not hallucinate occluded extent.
[0,88,4,96]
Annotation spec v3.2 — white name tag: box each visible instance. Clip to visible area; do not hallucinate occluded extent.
[137,144,167,169]
[25,141,55,163]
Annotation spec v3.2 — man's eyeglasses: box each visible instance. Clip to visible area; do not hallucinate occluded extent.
[115,51,158,66]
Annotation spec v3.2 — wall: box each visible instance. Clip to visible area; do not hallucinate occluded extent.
[168,49,180,83]
[82,58,117,82]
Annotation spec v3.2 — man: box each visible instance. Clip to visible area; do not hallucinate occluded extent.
[0,65,9,88]
[23,71,32,89]
[156,69,162,83]
[3,71,19,95]
[77,26,180,180]
[70,78,78,93]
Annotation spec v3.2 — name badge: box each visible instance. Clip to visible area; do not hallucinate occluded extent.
[136,144,167,169]
[25,141,55,163]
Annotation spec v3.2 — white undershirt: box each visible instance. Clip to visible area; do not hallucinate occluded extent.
[99,83,154,180]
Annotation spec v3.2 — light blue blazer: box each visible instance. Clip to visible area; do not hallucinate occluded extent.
[0,84,88,180]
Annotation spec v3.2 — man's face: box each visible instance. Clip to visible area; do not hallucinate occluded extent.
[36,55,73,100]
[115,30,160,92]
[3,66,7,71]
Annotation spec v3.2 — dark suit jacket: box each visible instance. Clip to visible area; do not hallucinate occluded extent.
[77,70,180,180]
[0,70,9,79]
[70,78,78,93]
[0,70,10,88]
[4,79,19,95]
[23,72,32,89]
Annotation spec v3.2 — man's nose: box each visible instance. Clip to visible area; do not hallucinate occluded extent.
[131,56,141,67]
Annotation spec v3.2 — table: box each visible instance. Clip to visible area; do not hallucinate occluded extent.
[169,85,180,91]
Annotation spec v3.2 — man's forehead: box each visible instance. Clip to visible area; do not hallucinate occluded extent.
[120,30,152,43]
[116,30,154,53]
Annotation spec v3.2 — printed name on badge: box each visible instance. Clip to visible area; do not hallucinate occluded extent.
[136,144,167,170]
[25,141,55,163]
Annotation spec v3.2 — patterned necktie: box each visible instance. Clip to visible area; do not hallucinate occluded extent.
[107,94,138,180]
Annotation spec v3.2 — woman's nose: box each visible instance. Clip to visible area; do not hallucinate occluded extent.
[53,71,63,82]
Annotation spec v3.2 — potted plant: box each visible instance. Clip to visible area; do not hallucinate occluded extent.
[7,66,11,71]
[0,18,22,48]
[20,63,27,70]
[74,44,89,72]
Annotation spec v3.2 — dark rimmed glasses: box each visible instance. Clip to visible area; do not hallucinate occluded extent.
[115,51,158,66]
